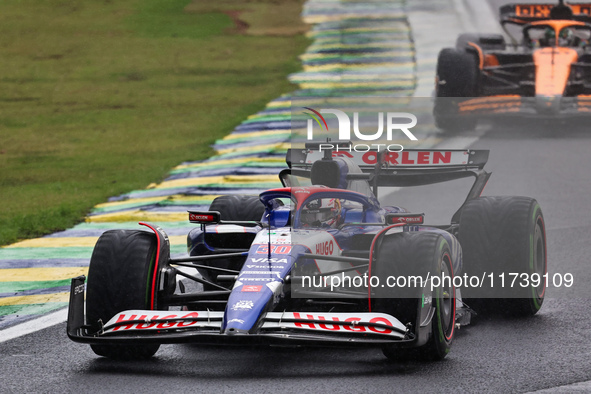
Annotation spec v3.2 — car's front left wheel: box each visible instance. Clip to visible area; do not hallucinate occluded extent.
[86,229,162,360]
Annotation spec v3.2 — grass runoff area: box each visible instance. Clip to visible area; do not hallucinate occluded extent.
[0,0,308,246]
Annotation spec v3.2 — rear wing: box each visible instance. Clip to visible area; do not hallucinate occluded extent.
[285,145,491,223]
[500,1,591,25]
[286,146,489,186]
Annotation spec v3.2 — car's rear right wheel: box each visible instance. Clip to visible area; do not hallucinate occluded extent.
[459,196,547,316]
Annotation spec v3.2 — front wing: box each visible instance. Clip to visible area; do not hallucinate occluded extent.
[67,277,414,348]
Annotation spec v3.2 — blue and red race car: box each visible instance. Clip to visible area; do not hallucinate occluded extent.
[67,145,547,361]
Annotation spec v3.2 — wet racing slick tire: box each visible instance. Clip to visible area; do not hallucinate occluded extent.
[209,194,265,221]
[198,195,266,289]
[86,230,161,360]
[459,196,547,316]
[434,48,479,132]
[371,232,456,361]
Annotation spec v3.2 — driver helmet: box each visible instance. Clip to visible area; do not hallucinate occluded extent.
[559,27,575,46]
[300,198,342,228]
[540,27,556,47]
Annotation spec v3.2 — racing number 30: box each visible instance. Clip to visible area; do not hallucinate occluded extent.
[256,245,292,254]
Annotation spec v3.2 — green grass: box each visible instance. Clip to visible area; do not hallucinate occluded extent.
[0,0,308,246]
[129,1,231,39]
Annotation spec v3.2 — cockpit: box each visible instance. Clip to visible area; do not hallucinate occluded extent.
[524,21,591,48]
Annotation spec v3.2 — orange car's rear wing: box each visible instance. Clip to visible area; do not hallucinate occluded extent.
[500,1,591,25]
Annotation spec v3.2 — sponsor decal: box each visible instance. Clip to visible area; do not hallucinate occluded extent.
[292,312,393,334]
[262,312,406,337]
[315,240,335,255]
[188,211,220,223]
[397,216,423,223]
[255,245,292,254]
[364,151,454,165]
[250,258,288,264]
[305,150,470,167]
[107,312,203,332]
[240,278,275,282]
[227,319,245,325]
[568,4,591,15]
[386,213,425,225]
[231,300,254,311]
[190,214,213,221]
[514,4,591,18]
[246,265,285,269]
[240,271,282,275]
[241,285,263,292]
[515,4,552,17]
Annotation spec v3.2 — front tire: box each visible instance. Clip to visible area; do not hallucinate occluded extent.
[434,48,479,132]
[372,232,456,361]
[86,230,162,359]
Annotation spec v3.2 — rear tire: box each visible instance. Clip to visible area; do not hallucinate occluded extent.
[434,48,479,132]
[459,196,547,316]
[86,230,161,359]
[198,195,265,289]
[209,195,265,221]
[372,232,456,361]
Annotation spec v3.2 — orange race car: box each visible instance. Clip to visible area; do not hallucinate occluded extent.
[434,0,591,131]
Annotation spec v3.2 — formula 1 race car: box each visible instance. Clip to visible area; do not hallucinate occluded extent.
[434,0,591,131]
[67,145,547,362]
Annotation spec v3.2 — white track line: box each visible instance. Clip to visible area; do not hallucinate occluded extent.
[528,381,591,393]
[0,308,68,343]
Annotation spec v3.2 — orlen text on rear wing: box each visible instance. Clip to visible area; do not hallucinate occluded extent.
[286,145,489,185]
[500,1,591,25]
[284,145,490,223]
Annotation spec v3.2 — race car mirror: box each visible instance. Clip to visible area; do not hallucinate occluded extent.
[188,211,221,224]
[268,209,291,228]
[385,213,425,225]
